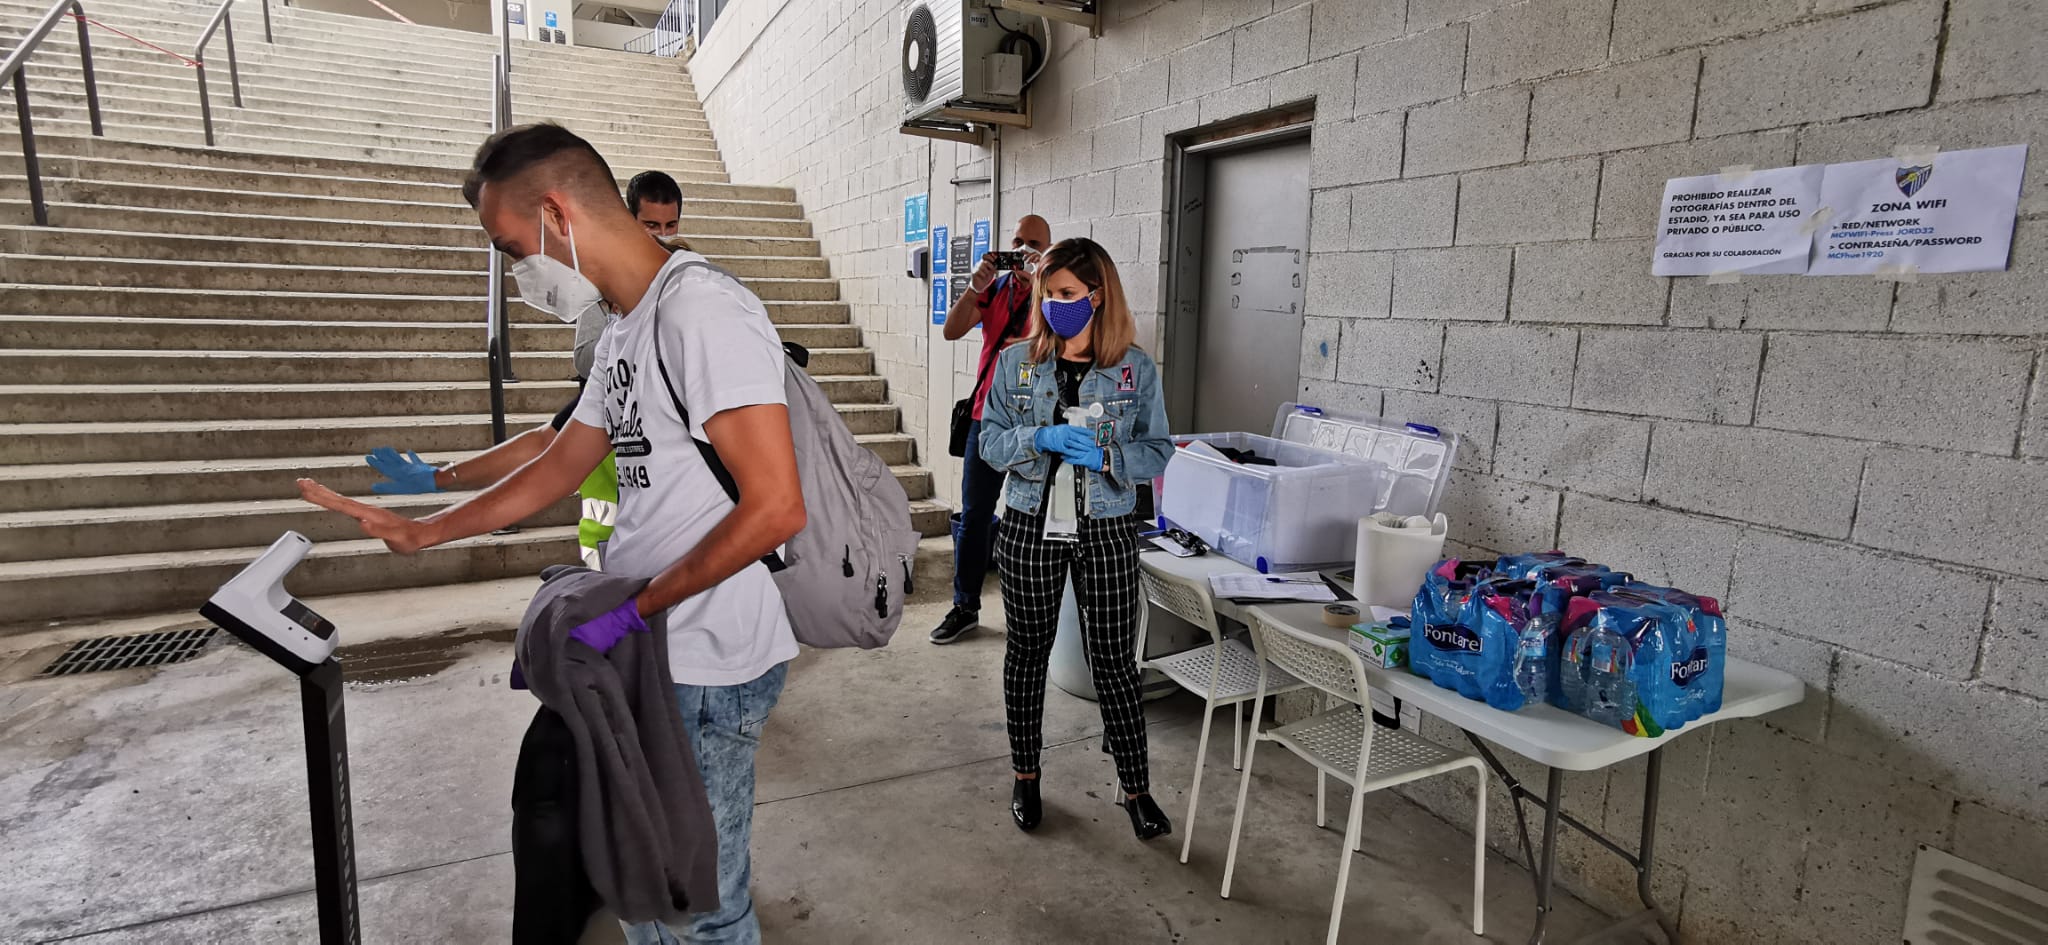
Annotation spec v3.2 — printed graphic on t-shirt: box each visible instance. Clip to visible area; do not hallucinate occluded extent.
[599,355,655,490]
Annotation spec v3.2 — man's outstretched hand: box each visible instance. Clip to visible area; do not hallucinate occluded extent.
[296,479,437,555]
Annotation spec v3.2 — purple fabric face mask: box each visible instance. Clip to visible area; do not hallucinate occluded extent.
[1041,294,1096,338]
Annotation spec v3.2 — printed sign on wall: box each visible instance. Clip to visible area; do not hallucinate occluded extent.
[931,276,949,325]
[1807,144,2027,276]
[931,225,948,276]
[1653,165,1824,276]
[972,219,992,262]
[903,193,928,243]
[950,234,972,277]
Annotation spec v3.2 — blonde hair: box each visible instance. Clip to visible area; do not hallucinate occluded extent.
[1024,237,1136,368]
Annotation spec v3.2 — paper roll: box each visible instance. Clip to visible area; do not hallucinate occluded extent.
[1354,512,1449,611]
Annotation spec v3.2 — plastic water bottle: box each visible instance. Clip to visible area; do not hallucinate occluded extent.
[1582,636,1636,729]
[1560,622,1635,728]
[1512,617,1550,707]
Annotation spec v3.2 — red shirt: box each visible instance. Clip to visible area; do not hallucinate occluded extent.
[970,273,1032,420]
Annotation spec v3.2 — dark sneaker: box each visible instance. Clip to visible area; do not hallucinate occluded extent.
[929,606,980,644]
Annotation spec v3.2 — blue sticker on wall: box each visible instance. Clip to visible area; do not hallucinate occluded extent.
[971,219,991,260]
[931,225,948,275]
[543,9,557,27]
[931,276,949,325]
[904,194,929,243]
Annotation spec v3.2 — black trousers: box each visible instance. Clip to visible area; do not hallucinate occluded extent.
[996,507,1151,795]
[510,706,600,945]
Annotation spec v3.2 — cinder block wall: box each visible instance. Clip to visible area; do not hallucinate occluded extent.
[690,0,2047,941]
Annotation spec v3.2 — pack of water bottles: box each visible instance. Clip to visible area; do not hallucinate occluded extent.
[1407,552,1727,735]
[1555,584,1728,737]
[1407,559,1529,711]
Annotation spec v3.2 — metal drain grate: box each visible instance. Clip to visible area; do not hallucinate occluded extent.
[35,626,220,678]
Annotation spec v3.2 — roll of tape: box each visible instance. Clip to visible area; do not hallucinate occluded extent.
[1322,604,1360,628]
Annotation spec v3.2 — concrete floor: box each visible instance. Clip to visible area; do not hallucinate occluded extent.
[0,572,1627,944]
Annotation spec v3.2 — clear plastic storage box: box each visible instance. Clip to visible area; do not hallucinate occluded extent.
[1158,403,1459,573]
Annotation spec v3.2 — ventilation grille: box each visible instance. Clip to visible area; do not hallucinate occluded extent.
[1905,845,2048,945]
[36,626,220,677]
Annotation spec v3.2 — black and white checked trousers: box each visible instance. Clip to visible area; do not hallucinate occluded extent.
[996,506,1151,795]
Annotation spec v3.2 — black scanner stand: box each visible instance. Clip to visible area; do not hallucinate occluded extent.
[199,532,363,945]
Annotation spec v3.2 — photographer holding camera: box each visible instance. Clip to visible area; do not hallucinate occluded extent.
[931,213,1051,645]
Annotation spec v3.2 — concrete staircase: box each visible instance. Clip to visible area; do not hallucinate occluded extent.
[0,0,942,628]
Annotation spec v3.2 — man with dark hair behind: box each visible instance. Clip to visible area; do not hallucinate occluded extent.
[628,169,683,237]
[308,123,804,945]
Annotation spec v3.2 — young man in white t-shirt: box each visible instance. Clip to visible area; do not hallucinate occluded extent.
[297,123,801,945]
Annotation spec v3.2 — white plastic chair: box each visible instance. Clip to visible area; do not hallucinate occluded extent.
[1220,610,1487,944]
[1138,567,1308,865]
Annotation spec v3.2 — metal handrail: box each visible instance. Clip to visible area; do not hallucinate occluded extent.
[2,0,104,226]
[192,0,272,147]
[485,50,512,443]
[623,0,691,57]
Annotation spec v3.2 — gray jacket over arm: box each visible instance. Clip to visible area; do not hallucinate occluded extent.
[514,565,719,924]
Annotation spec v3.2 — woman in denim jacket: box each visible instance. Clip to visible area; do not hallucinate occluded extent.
[979,237,1176,841]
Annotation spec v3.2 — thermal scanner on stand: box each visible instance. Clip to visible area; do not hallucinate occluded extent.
[199,531,361,944]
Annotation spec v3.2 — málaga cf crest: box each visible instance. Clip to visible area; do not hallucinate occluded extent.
[1896,163,1933,197]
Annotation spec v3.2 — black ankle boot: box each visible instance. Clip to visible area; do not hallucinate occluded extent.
[1012,778,1042,832]
[1125,793,1171,840]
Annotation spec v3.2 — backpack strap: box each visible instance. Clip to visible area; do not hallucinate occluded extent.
[649,259,789,573]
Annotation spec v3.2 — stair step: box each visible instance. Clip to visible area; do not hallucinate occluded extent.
[0,454,929,514]
[7,177,478,223]
[2,150,782,203]
[0,379,887,435]
[909,500,949,538]
[0,492,577,562]
[0,311,872,364]
[0,313,559,352]
[0,155,467,202]
[1,201,791,244]
[0,249,824,289]
[23,78,498,130]
[0,527,582,625]
[0,284,852,326]
[2,133,461,183]
[0,380,584,422]
[0,348,575,384]
[0,412,913,464]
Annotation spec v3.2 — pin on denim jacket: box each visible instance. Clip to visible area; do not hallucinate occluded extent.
[978,341,1175,518]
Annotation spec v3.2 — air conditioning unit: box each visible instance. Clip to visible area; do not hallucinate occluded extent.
[901,0,1031,123]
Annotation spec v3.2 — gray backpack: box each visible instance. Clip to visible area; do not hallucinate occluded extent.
[651,259,917,649]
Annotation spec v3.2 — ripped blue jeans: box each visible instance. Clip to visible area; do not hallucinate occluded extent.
[621,661,788,945]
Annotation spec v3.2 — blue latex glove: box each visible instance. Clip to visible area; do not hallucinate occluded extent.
[1041,426,1102,469]
[365,446,439,495]
[1032,426,1067,454]
[1043,425,1091,453]
[1060,439,1106,471]
[569,599,649,654]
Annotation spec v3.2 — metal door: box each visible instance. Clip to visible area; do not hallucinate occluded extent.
[1190,140,1309,435]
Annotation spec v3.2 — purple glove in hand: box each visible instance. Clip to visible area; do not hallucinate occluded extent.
[569,598,649,654]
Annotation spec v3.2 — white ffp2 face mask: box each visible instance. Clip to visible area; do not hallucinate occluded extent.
[509,211,603,325]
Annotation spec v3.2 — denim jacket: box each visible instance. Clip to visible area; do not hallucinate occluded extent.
[978,342,1175,518]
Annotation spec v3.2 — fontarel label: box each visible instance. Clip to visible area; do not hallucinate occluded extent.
[1424,623,1483,654]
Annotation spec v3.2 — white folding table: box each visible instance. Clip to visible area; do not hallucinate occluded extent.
[1138,551,1806,944]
